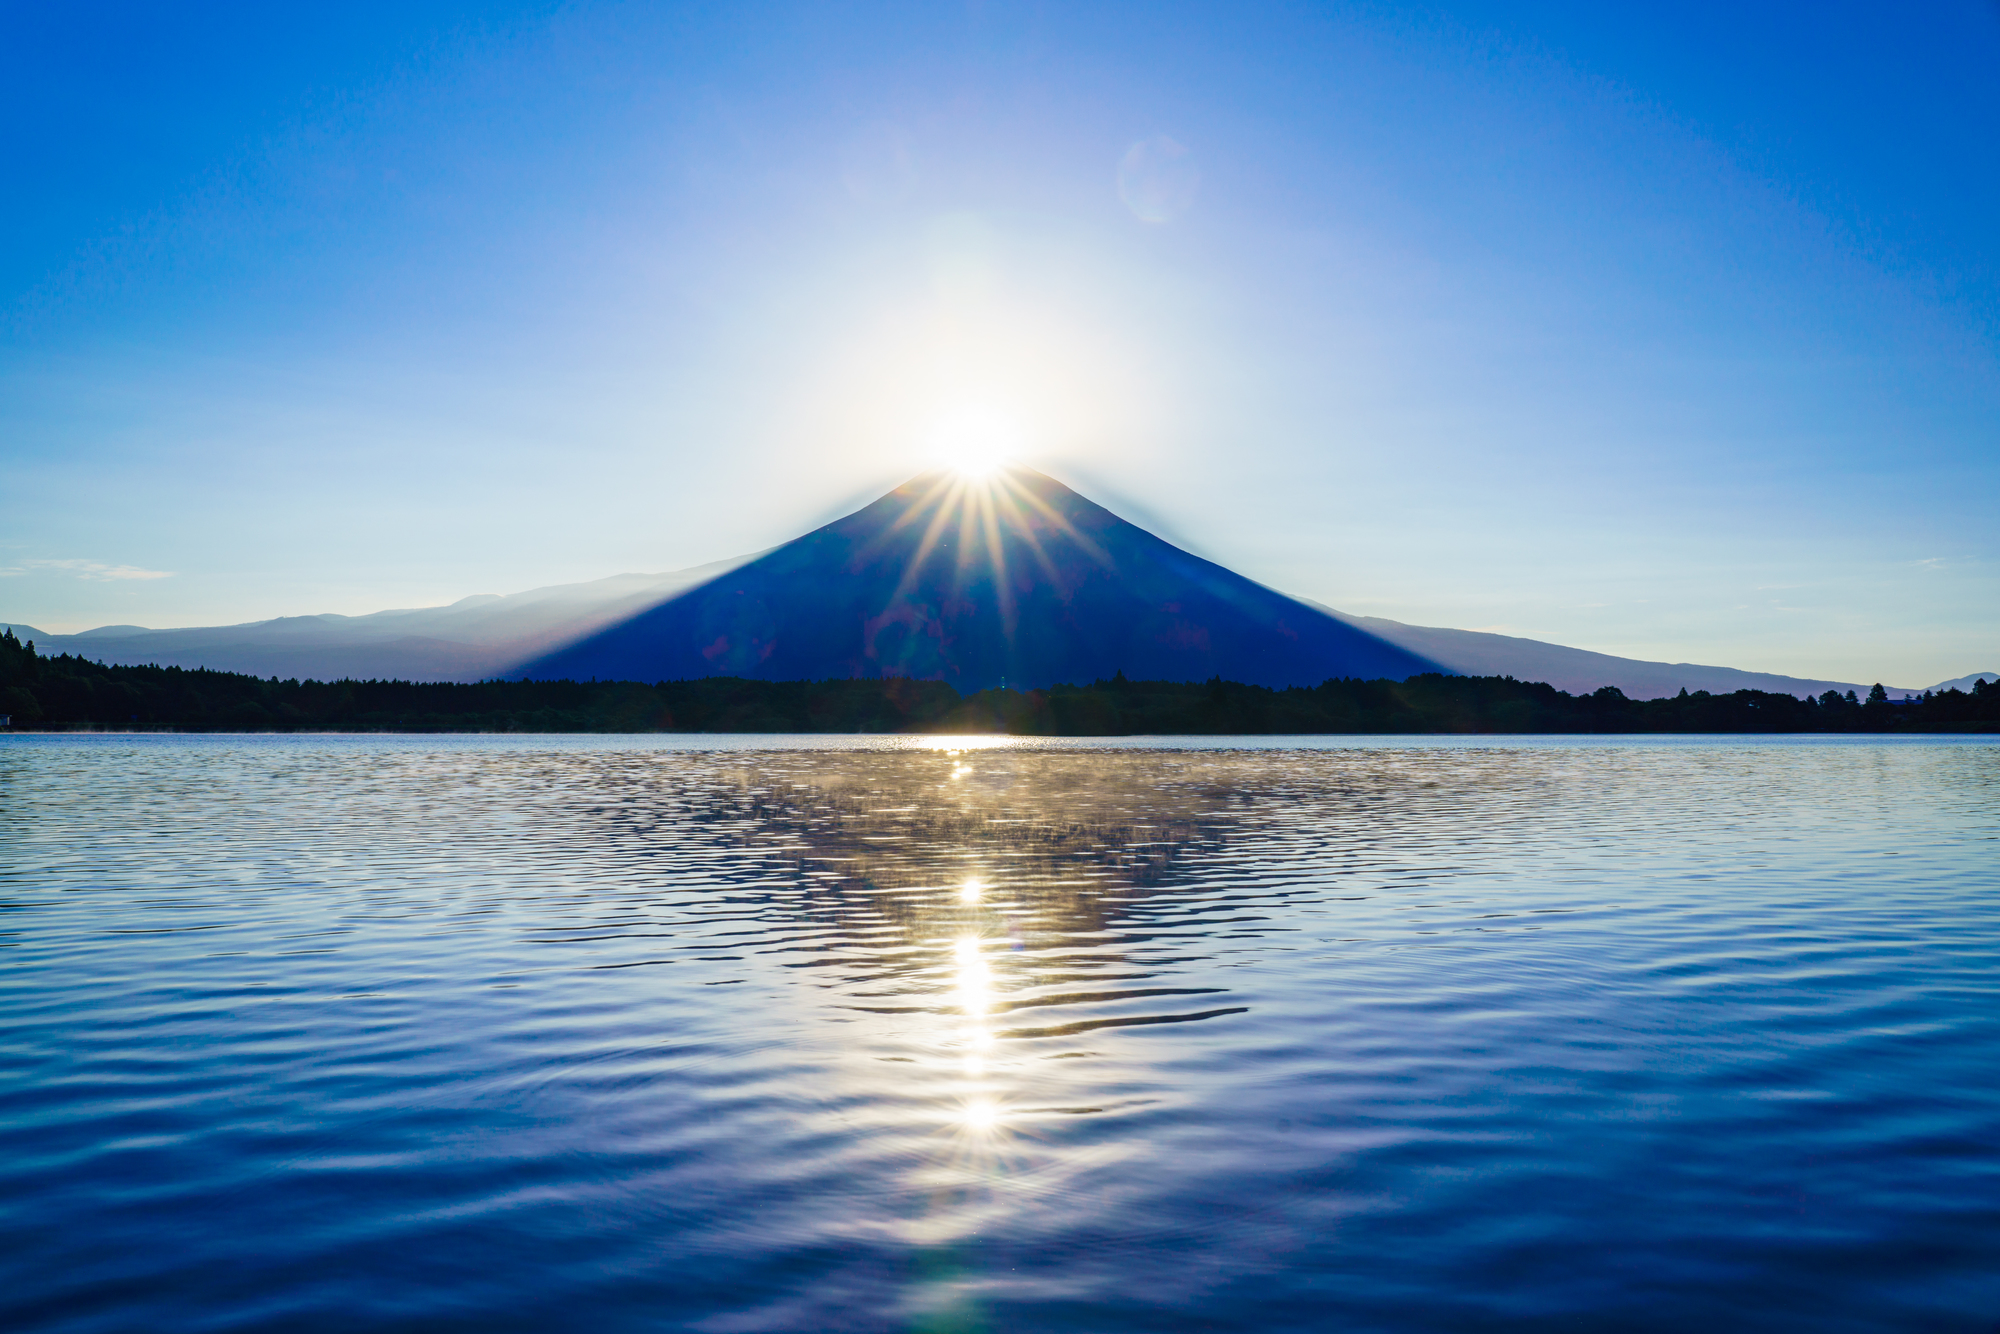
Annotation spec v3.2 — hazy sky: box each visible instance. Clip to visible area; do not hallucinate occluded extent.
[5,1,1996,685]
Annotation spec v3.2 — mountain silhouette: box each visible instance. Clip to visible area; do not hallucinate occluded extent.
[516,466,1439,689]
[11,466,1940,696]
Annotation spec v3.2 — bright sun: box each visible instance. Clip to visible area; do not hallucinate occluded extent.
[930,410,1019,478]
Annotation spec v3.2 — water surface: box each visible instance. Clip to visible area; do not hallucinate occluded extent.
[2,734,1996,1331]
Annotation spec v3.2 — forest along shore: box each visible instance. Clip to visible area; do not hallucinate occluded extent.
[2,629,1994,735]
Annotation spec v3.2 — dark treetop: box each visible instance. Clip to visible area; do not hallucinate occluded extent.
[4,629,1993,734]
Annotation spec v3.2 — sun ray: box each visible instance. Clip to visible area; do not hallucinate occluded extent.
[993,473,1119,571]
[984,474,1078,589]
[951,480,984,596]
[976,484,1019,643]
[880,472,961,539]
[884,478,973,606]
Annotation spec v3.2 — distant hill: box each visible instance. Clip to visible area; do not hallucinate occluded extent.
[2,559,748,683]
[1926,671,1999,694]
[518,468,1435,690]
[1304,604,1923,699]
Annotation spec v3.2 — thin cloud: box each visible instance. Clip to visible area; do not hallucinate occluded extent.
[24,558,174,582]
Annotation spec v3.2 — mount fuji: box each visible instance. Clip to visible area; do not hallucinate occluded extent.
[517,467,1436,689]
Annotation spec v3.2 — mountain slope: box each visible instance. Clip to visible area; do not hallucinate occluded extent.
[518,467,1437,689]
[1925,671,2000,694]
[4,559,747,682]
[1305,604,1922,699]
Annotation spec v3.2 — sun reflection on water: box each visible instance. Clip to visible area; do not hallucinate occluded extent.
[563,747,1253,1317]
[912,735,1015,754]
[954,934,991,1017]
[602,749,1235,1260]
[950,929,1011,1141]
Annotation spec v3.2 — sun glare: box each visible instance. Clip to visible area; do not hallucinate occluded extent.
[930,410,1019,478]
[954,935,992,1016]
[961,1098,1001,1131]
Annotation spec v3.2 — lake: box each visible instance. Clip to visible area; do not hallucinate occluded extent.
[2,734,1995,1332]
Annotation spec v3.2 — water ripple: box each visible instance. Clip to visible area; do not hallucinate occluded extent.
[0,734,1995,1332]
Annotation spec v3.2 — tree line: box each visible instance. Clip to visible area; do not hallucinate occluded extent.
[2,628,1994,734]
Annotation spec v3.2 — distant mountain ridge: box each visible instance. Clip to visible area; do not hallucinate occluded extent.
[4,468,1967,698]
[1304,604,1930,699]
[1,558,750,683]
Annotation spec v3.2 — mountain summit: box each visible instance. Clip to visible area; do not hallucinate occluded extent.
[518,466,1437,689]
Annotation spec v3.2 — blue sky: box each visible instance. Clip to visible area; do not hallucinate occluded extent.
[4,1,1995,685]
